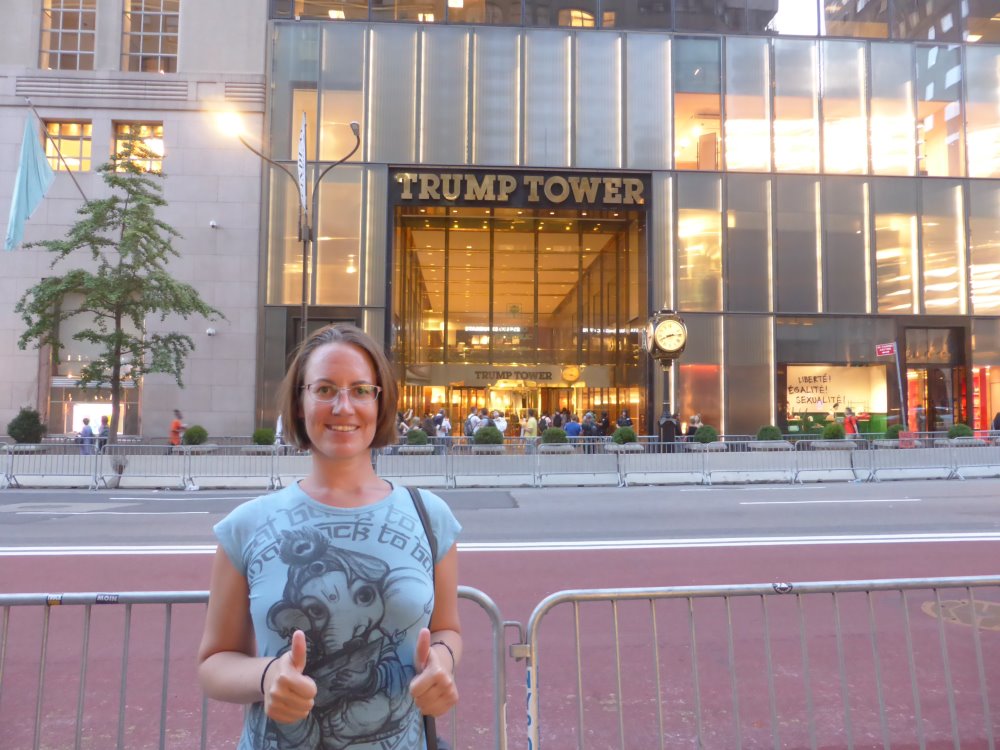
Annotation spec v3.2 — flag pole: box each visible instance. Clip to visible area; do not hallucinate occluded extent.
[24,98,88,202]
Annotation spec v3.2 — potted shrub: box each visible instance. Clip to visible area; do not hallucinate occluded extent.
[472,424,505,454]
[605,426,643,453]
[539,427,574,454]
[749,424,793,451]
[814,421,854,449]
[399,428,435,455]
[243,427,277,454]
[946,423,986,447]
[873,423,905,449]
[177,424,216,453]
[687,424,726,452]
[6,406,47,453]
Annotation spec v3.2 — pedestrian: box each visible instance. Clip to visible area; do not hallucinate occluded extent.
[77,417,95,455]
[616,409,633,429]
[491,410,507,435]
[436,410,452,440]
[564,414,582,439]
[463,408,479,437]
[844,407,859,437]
[274,413,284,445]
[521,408,538,438]
[197,323,461,749]
[97,415,110,452]
[599,411,610,436]
[688,414,702,436]
[991,411,1000,433]
[170,410,186,446]
[580,412,601,453]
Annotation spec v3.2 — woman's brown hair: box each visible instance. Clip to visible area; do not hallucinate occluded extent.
[277,324,399,451]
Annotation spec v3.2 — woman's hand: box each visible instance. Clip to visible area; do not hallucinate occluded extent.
[263,630,318,724]
[409,628,458,718]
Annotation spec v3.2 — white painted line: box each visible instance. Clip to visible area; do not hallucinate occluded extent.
[3,532,1000,555]
[740,498,921,506]
[15,511,210,516]
[681,485,827,492]
[109,496,257,501]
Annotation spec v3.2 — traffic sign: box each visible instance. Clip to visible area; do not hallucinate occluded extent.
[876,342,896,357]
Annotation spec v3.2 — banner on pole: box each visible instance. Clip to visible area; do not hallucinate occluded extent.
[875,342,896,357]
[296,112,307,210]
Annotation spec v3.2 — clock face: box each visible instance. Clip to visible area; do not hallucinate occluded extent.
[653,318,686,352]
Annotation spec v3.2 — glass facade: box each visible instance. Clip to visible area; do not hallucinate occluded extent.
[262,18,1000,434]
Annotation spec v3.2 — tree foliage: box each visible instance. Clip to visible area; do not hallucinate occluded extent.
[14,134,222,443]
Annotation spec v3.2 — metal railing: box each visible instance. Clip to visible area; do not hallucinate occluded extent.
[0,586,508,750]
[517,576,1000,749]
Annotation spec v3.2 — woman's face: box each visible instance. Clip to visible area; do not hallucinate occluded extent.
[300,342,379,461]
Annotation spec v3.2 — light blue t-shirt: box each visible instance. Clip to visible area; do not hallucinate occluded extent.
[214,482,461,750]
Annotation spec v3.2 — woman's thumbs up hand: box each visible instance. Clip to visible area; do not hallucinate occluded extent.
[409,628,458,718]
[264,630,318,724]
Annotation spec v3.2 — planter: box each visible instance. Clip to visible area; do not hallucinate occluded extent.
[241,445,276,455]
[8,444,48,454]
[172,443,219,455]
[686,442,728,452]
[747,440,794,451]
[604,443,644,453]
[398,445,436,455]
[539,443,576,454]
[812,440,856,450]
[948,437,989,447]
[872,439,901,449]
[472,444,505,455]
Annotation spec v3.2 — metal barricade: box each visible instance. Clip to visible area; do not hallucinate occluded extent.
[518,576,1000,750]
[536,445,621,486]
[450,447,536,488]
[701,440,796,485]
[0,586,509,750]
[793,440,868,483]
[5,443,101,489]
[376,445,452,488]
[618,442,706,486]
[96,444,187,490]
[183,445,277,490]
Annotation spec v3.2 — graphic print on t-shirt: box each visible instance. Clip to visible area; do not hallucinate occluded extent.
[250,520,433,748]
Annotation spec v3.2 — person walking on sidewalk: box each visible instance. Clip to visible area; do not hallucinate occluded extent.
[198,323,462,750]
[170,410,186,446]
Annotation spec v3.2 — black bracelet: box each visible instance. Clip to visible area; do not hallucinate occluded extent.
[431,641,456,673]
[260,655,281,695]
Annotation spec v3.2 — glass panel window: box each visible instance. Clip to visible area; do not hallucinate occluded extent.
[775,175,821,313]
[449,0,520,24]
[822,176,870,314]
[372,0,444,22]
[44,121,92,172]
[725,315,773,435]
[113,122,164,173]
[673,38,721,172]
[821,40,868,174]
[970,181,1000,314]
[966,3,1000,43]
[891,0,961,41]
[725,174,771,312]
[822,0,889,38]
[600,0,671,30]
[122,0,180,73]
[724,37,770,172]
[873,178,918,313]
[282,1,368,21]
[870,43,916,175]
[754,0,818,35]
[676,173,722,312]
[40,0,96,71]
[916,45,964,177]
[676,314,722,433]
[526,0,595,26]
[674,0,745,33]
[320,25,364,162]
[920,180,966,314]
[967,46,1000,178]
[773,39,819,173]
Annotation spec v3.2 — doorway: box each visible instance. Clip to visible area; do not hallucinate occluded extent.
[906,367,964,433]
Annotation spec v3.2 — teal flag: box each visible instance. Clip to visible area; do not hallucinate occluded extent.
[4,116,55,251]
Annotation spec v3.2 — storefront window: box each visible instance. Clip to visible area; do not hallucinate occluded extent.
[967,45,1000,178]
[676,173,722,312]
[870,43,916,175]
[916,45,964,177]
[822,176,870,314]
[822,0,889,39]
[725,174,771,312]
[775,175,820,313]
[673,38,721,171]
[724,37,770,172]
[773,39,819,174]
[969,181,1000,314]
[873,177,918,314]
[820,40,868,174]
[920,180,966,315]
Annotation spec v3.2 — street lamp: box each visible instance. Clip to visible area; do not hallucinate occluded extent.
[218,112,361,345]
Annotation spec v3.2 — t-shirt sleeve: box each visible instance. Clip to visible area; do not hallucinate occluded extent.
[213,499,260,575]
[418,490,462,563]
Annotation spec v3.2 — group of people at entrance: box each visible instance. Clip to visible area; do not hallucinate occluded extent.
[75,416,110,454]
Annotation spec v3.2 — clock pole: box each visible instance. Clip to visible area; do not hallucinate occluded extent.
[646,308,684,452]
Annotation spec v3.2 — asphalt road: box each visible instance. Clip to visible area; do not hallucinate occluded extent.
[1,478,999,549]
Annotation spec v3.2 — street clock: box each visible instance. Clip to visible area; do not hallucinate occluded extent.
[644,309,687,364]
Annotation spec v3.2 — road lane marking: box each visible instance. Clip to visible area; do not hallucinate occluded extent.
[681,486,828,492]
[15,511,209,515]
[3,532,1000,555]
[109,496,258,501]
[740,498,922,506]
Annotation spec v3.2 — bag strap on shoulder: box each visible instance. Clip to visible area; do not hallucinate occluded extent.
[406,485,440,750]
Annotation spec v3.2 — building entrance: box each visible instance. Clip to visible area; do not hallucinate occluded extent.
[390,171,650,434]
[903,327,967,433]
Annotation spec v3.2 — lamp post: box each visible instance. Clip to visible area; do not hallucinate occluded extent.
[221,113,360,345]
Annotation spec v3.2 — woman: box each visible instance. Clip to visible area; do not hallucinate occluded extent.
[198,324,461,750]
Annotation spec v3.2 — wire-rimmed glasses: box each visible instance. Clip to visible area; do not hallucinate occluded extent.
[302,382,382,404]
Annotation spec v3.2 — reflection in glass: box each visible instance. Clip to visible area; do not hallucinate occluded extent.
[725,315,773,435]
[822,177,870,314]
[676,314,722,432]
[677,173,722,312]
[449,0,522,24]
[674,0,745,33]
[266,173,303,305]
[870,43,915,175]
[315,168,362,305]
[873,178,918,313]
[724,37,770,172]
[753,0,817,35]
[821,40,867,174]
[967,46,1000,178]
[891,0,961,41]
[525,0,596,27]
[966,2,1000,43]
[822,0,889,38]
[916,46,963,177]
[970,181,1000,313]
[725,174,771,312]
[920,180,965,315]
[673,38,721,171]
[600,0,670,30]
[773,39,819,173]
[775,175,820,313]
[371,0,444,22]
[320,24,364,162]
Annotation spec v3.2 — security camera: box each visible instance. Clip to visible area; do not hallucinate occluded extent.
[209,220,218,229]
[206,327,217,337]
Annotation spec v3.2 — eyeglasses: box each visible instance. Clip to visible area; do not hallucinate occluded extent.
[302,382,382,404]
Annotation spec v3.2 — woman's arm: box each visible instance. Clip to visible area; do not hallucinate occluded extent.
[197,548,317,723]
[410,543,462,717]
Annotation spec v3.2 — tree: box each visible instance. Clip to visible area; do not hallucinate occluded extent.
[14,133,222,444]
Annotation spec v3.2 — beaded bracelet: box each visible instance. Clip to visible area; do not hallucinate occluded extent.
[260,655,281,695]
[431,641,456,673]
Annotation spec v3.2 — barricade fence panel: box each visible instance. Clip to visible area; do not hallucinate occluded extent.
[0,587,506,750]
[522,576,1000,750]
